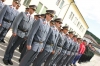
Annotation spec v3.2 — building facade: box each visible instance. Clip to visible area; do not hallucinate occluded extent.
[4,0,89,38]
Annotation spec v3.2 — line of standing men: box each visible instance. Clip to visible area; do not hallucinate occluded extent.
[0,0,85,66]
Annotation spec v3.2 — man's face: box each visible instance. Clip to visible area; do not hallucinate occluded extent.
[79,40,82,43]
[13,2,18,7]
[69,33,74,38]
[46,14,54,21]
[29,8,35,14]
[16,5,20,10]
[55,22,62,28]
[84,41,87,45]
[63,29,68,34]
[74,37,77,41]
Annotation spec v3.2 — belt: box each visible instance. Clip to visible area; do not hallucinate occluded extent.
[18,26,28,32]
[34,41,43,44]
[3,18,13,23]
[47,43,54,46]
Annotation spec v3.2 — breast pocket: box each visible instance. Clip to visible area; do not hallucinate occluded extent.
[38,25,45,35]
[22,18,30,30]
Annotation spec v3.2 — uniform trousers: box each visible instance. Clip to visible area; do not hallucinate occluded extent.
[33,50,51,66]
[19,40,26,53]
[63,54,74,66]
[62,55,71,66]
[52,51,65,66]
[19,42,27,61]
[19,50,39,66]
[4,35,24,60]
[48,47,61,66]
[0,27,9,41]
[44,53,54,66]
[68,54,76,64]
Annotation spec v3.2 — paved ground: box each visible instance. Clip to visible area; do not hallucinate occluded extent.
[0,30,100,66]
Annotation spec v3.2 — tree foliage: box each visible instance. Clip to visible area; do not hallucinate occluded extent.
[86,30,100,44]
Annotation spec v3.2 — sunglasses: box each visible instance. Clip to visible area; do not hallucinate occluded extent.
[57,22,62,24]
[50,14,54,18]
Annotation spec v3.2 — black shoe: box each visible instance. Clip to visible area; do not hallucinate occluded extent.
[8,60,13,65]
[2,59,8,65]
[19,59,21,62]
[1,39,5,43]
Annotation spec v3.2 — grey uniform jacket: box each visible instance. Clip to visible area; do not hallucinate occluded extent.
[67,39,75,55]
[61,36,69,54]
[0,5,18,29]
[27,19,50,52]
[44,26,59,52]
[75,43,80,55]
[61,36,72,55]
[0,1,4,11]
[71,41,77,55]
[56,32,66,52]
[12,12,34,38]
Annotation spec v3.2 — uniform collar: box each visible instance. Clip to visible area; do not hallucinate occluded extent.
[62,32,65,36]
[27,12,31,16]
[44,19,50,26]
[68,36,71,40]
[10,5,16,10]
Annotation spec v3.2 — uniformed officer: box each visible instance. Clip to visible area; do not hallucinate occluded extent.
[61,31,74,66]
[45,26,68,66]
[0,0,5,11]
[18,7,29,53]
[19,10,56,66]
[69,37,80,66]
[3,5,36,65]
[33,18,62,66]
[0,0,19,43]
[66,35,78,66]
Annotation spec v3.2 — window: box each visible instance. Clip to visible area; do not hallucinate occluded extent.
[82,28,85,32]
[69,28,73,31]
[23,0,31,7]
[41,6,47,14]
[56,0,61,6]
[77,22,81,28]
[73,17,78,25]
[36,2,43,14]
[69,12,74,21]
[69,12,73,19]
[79,25,82,30]
[59,0,64,8]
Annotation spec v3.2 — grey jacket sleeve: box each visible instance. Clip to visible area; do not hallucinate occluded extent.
[0,5,7,24]
[12,12,23,34]
[27,19,41,46]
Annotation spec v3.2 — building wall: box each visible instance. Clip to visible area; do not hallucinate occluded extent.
[61,0,88,38]
[4,0,89,38]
